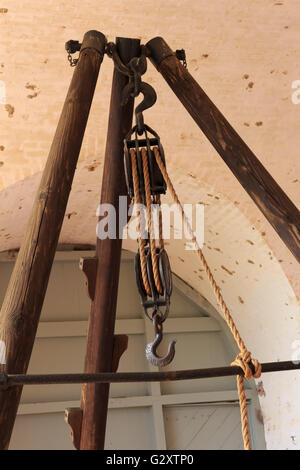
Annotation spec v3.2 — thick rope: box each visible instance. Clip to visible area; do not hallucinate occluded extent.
[130,148,151,296]
[231,351,262,450]
[141,148,163,294]
[153,146,261,450]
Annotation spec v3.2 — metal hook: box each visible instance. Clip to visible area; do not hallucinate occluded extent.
[122,82,157,135]
[146,314,176,367]
[128,54,147,97]
[135,82,157,135]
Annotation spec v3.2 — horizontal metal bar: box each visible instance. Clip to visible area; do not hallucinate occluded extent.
[0,361,298,389]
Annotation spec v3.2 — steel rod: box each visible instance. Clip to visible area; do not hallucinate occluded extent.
[0,361,298,388]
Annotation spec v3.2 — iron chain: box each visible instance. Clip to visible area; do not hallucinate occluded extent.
[65,40,82,67]
[67,53,78,67]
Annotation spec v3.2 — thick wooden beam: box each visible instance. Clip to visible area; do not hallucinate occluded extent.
[79,37,140,450]
[146,37,300,263]
[0,30,106,450]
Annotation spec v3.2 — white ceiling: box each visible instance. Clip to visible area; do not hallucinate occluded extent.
[0,0,299,298]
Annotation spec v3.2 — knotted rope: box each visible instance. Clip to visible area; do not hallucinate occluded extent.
[231,352,262,449]
[153,146,261,450]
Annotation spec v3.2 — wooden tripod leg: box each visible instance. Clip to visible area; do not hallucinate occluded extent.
[65,334,128,450]
[146,37,300,263]
[0,30,106,450]
[79,37,140,450]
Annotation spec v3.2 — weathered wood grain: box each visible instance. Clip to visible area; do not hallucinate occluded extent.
[0,30,106,450]
[65,407,83,450]
[79,37,140,450]
[146,37,300,262]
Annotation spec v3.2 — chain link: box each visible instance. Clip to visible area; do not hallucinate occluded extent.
[67,52,78,67]
[65,40,81,67]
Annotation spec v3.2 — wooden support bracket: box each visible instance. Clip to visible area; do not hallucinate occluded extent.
[111,334,128,373]
[65,408,83,450]
[79,257,97,301]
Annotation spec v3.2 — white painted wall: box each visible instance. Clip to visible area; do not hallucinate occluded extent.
[0,249,266,450]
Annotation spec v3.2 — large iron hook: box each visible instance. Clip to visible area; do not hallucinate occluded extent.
[122,82,157,135]
[134,82,157,135]
[146,314,176,367]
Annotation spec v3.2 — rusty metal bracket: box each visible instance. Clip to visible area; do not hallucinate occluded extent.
[65,31,107,67]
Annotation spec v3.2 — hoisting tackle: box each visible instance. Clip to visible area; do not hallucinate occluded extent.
[107,41,177,367]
